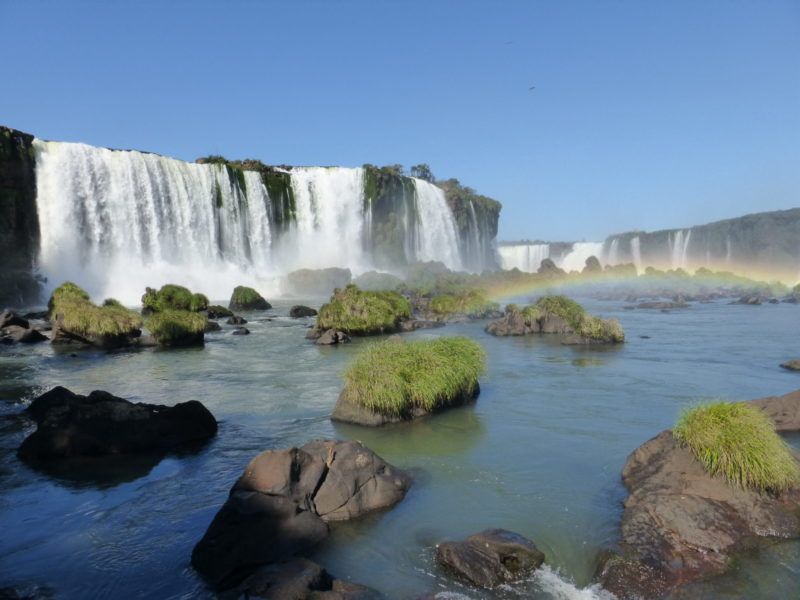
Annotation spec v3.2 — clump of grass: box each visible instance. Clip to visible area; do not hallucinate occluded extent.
[516,295,624,343]
[429,288,498,317]
[229,285,271,310]
[145,309,207,346]
[343,337,486,416]
[49,282,142,339]
[316,284,411,335]
[674,401,800,493]
[142,284,208,313]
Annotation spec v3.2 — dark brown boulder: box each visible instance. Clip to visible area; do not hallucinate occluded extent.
[227,315,247,325]
[312,329,351,345]
[18,387,218,461]
[192,440,410,588]
[435,529,545,588]
[780,360,800,373]
[289,305,318,318]
[598,389,800,599]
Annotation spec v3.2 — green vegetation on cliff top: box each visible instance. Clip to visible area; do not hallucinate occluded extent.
[49,282,142,338]
[142,284,208,313]
[317,284,411,335]
[674,401,800,493]
[343,336,486,416]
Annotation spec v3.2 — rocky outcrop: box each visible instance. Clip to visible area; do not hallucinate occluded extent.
[18,386,218,461]
[229,286,271,311]
[0,310,47,343]
[308,328,351,345]
[332,383,479,427]
[191,439,410,588]
[289,305,318,318]
[435,529,545,588]
[236,558,379,600]
[0,127,41,308]
[779,360,800,373]
[597,389,800,599]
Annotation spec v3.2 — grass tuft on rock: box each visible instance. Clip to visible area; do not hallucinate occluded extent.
[343,337,486,416]
[229,286,271,310]
[145,310,207,346]
[517,295,625,342]
[49,283,142,338]
[429,288,499,318]
[674,401,800,493]
[142,284,208,313]
[317,284,411,335]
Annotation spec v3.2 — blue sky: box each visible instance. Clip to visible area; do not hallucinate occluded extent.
[4,1,799,241]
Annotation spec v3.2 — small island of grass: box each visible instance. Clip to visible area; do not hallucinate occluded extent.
[486,295,624,343]
[313,284,411,337]
[145,309,207,347]
[229,285,271,311]
[332,336,486,426]
[142,284,208,314]
[674,401,800,493]
[49,282,142,348]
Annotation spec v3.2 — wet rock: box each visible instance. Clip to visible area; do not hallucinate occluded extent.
[236,558,380,600]
[192,439,410,588]
[780,360,800,373]
[0,310,29,329]
[22,310,48,321]
[731,294,764,305]
[204,320,222,332]
[289,305,318,318]
[635,300,688,309]
[435,529,545,588]
[18,386,218,461]
[398,319,446,332]
[206,305,234,319]
[232,327,250,335]
[229,286,272,311]
[597,389,800,599]
[312,329,351,345]
[1,325,47,344]
[227,315,248,325]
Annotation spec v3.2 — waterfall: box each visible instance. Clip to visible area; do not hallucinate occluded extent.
[412,178,463,270]
[631,236,642,271]
[606,238,620,265]
[669,229,691,269]
[33,140,472,303]
[497,243,550,272]
[559,242,604,272]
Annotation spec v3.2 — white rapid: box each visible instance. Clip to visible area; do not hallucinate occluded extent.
[412,178,463,270]
[33,140,470,304]
[560,242,604,272]
[630,236,642,271]
[498,243,551,272]
[669,229,692,269]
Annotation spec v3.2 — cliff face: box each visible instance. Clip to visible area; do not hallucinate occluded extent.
[0,126,41,307]
[604,208,800,279]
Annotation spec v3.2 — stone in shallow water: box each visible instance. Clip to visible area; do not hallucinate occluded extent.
[780,360,800,372]
[435,528,545,588]
[18,386,218,461]
[289,305,318,318]
[191,439,411,588]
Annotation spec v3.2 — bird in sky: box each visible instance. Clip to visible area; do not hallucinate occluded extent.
[528,85,536,91]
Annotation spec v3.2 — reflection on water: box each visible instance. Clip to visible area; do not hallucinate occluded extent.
[0,298,798,598]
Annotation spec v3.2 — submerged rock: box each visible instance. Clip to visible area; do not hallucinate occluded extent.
[237,558,379,600]
[289,305,318,318]
[780,360,800,372]
[204,320,222,332]
[232,327,250,335]
[191,439,410,588]
[398,319,446,332]
[227,315,248,325]
[18,387,218,461]
[1,324,47,344]
[435,529,545,588]
[597,389,800,599]
[634,300,689,310]
[310,328,351,345]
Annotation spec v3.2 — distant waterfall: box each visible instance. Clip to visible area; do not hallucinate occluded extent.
[498,243,550,272]
[631,236,642,270]
[669,229,692,269]
[560,242,604,272]
[33,140,471,302]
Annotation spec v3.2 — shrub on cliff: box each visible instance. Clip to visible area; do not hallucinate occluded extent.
[343,337,485,417]
[142,284,208,314]
[145,309,207,347]
[316,285,411,335]
[674,402,800,493]
[229,286,271,310]
[48,282,142,346]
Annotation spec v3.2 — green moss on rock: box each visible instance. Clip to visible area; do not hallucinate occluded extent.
[229,286,271,310]
[145,309,207,347]
[142,284,208,314]
[316,284,411,335]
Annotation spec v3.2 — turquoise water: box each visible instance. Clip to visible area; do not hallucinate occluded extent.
[1,298,799,599]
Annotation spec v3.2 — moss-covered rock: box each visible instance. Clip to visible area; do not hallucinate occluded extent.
[229,286,271,311]
[142,284,208,314]
[333,336,486,425]
[206,305,234,319]
[48,282,142,348]
[145,309,207,347]
[314,285,411,336]
[486,296,624,343]
[427,288,500,320]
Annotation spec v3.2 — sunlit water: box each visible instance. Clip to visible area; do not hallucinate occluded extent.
[1,298,799,599]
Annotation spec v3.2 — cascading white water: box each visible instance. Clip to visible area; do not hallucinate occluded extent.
[559,242,604,272]
[412,178,463,270]
[631,236,642,271]
[497,243,550,272]
[669,229,691,269]
[606,238,620,265]
[33,140,472,304]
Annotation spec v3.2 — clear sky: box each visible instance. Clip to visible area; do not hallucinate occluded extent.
[4,1,799,241]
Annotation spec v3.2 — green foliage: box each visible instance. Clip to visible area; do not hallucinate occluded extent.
[429,288,499,317]
[48,282,142,338]
[142,284,208,313]
[145,309,207,346]
[674,402,800,493]
[102,298,124,308]
[229,285,270,309]
[316,284,411,335]
[410,163,435,182]
[343,337,486,416]
[518,295,625,342]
